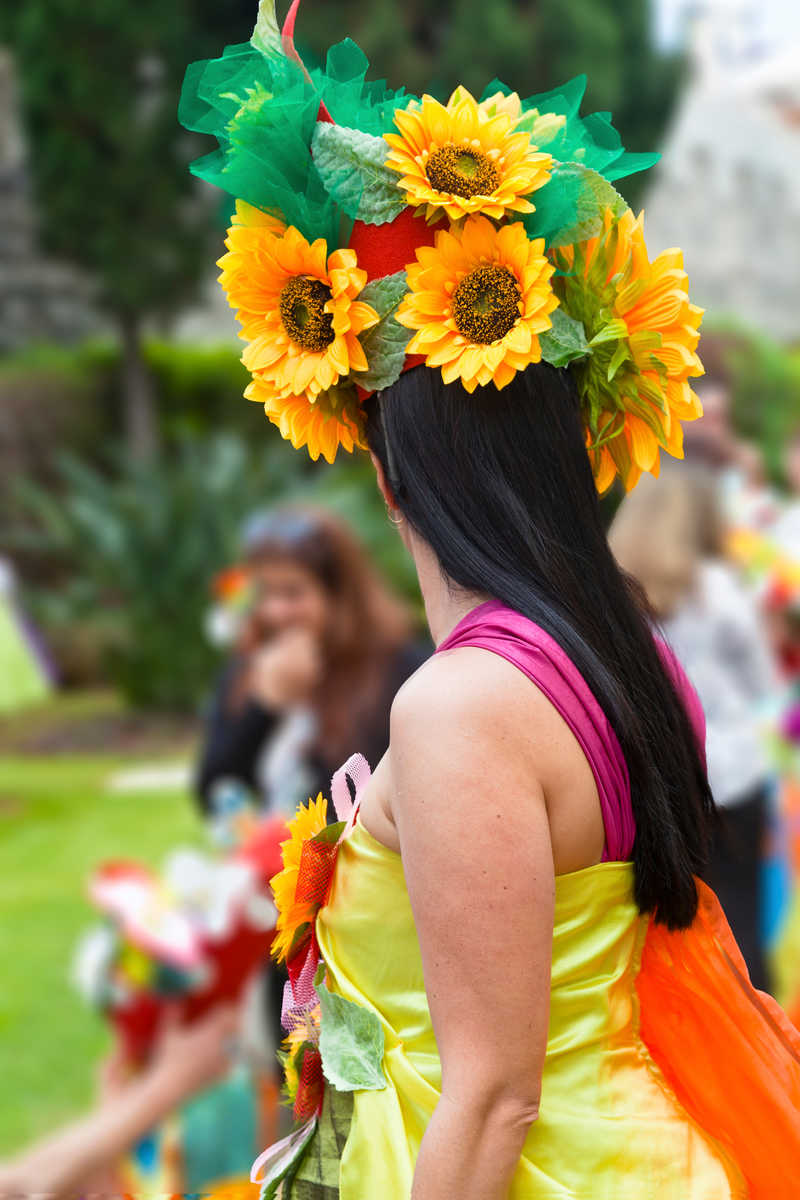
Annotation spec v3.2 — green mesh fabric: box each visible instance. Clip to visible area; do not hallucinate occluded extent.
[479,76,659,245]
[283,1086,353,1199]
[180,20,657,251]
[318,40,416,136]
[179,37,416,245]
[179,43,338,242]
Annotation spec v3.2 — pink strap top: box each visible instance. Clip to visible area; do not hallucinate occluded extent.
[436,599,636,861]
[436,599,707,863]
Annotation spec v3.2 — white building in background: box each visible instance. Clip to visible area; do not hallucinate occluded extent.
[644,1,800,341]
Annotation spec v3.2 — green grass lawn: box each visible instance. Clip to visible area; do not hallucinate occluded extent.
[0,742,203,1157]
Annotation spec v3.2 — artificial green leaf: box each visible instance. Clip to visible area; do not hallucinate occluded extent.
[311,124,406,225]
[546,164,628,247]
[315,964,386,1092]
[286,921,311,960]
[256,1115,318,1200]
[312,820,346,846]
[359,272,408,319]
[606,338,630,382]
[539,308,590,369]
[356,272,412,392]
[589,318,628,347]
[251,0,283,59]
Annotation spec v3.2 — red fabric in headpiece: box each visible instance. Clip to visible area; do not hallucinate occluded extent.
[348,209,440,394]
[348,207,439,282]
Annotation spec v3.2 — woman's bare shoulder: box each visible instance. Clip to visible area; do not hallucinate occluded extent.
[391,643,556,751]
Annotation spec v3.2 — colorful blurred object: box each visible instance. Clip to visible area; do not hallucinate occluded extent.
[0,559,53,715]
[206,565,256,649]
[73,819,287,1062]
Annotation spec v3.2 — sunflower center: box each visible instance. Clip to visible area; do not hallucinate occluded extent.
[279,276,335,351]
[451,265,521,344]
[426,144,500,199]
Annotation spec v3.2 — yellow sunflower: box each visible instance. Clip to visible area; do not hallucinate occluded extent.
[551,207,704,492]
[218,217,378,406]
[384,88,552,223]
[396,215,558,392]
[478,89,567,145]
[245,376,367,465]
[229,197,286,235]
[270,794,329,964]
[281,1007,321,1105]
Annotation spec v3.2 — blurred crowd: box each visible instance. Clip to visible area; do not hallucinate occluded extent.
[611,366,800,1002]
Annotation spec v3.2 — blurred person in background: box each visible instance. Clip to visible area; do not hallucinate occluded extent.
[196,505,430,820]
[685,362,780,532]
[610,466,777,990]
[682,375,736,469]
[769,427,800,559]
[0,1006,241,1200]
[195,505,429,1069]
[0,556,53,715]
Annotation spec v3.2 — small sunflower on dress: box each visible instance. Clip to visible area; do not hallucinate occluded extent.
[270,793,331,964]
[384,87,553,223]
[550,207,704,493]
[397,216,558,392]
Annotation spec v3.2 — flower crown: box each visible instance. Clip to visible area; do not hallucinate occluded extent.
[180,0,704,492]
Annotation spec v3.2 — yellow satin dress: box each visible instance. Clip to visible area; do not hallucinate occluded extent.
[314,817,744,1200]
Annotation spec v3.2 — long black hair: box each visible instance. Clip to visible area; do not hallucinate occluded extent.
[365,363,715,929]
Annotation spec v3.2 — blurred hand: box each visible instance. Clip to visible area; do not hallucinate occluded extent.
[96,1041,132,1103]
[247,627,322,709]
[150,1005,240,1103]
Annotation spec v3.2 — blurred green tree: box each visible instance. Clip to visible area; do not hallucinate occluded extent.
[0,1,255,459]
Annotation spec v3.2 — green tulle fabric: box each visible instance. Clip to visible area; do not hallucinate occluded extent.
[179,38,415,244]
[179,36,658,252]
[478,76,659,245]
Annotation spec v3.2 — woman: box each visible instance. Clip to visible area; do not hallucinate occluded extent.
[181,7,800,1196]
[610,467,778,992]
[197,506,428,819]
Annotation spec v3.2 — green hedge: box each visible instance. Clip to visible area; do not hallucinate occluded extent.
[4,328,798,476]
[702,323,800,485]
[0,338,264,447]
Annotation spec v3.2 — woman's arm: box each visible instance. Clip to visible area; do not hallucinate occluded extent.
[389,648,556,1200]
[0,1007,238,1199]
[195,661,279,811]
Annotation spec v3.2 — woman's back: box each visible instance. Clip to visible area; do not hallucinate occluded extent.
[359,601,608,876]
[286,603,749,1198]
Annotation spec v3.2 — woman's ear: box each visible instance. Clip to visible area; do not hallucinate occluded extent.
[370,451,397,510]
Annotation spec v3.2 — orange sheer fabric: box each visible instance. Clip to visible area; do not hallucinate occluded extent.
[638,880,800,1200]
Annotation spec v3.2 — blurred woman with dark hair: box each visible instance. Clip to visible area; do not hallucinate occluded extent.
[196,505,428,819]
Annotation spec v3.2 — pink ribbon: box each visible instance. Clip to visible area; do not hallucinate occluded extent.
[281,936,320,1032]
[251,1115,318,1183]
[330,752,372,831]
